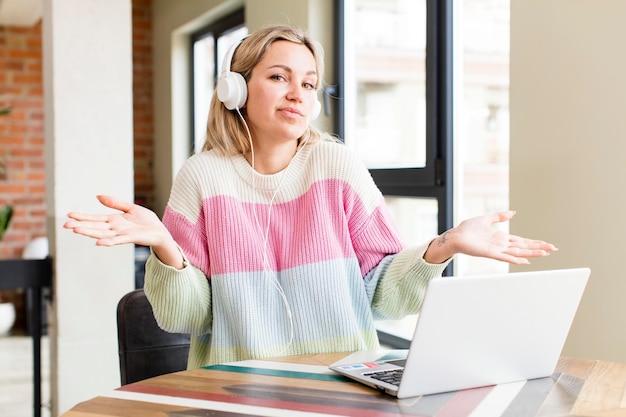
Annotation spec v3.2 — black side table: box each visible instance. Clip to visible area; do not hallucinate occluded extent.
[0,257,52,417]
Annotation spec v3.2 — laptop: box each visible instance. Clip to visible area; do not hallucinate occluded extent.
[330,267,590,398]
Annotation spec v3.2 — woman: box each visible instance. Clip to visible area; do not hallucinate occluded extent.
[64,24,556,368]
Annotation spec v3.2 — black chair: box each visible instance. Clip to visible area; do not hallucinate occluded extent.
[117,288,191,385]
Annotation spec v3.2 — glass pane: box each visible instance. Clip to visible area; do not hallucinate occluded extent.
[385,196,438,247]
[343,0,427,168]
[376,197,437,340]
[454,0,510,276]
[192,26,248,154]
[193,34,215,154]
[216,27,249,79]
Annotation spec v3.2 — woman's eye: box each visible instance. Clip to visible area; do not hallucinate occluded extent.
[270,74,285,81]
[303,82,316,90]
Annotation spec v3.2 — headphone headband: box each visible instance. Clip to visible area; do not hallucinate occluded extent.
[219,36,246,79]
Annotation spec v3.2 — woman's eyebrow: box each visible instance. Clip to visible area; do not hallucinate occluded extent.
[267,64,317,77]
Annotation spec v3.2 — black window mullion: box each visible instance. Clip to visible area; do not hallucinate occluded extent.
[433,0,454,240]
[332,0,345,139]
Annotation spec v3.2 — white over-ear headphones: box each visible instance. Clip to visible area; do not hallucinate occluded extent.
[217,38,248,111]
[216,38,322,119]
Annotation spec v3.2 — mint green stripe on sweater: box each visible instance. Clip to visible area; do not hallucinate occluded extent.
[203,364,349,382]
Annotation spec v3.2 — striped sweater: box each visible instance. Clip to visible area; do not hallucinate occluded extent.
[144,140,450,368]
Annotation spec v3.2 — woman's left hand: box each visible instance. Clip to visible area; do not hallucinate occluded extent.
[423,211,558,265]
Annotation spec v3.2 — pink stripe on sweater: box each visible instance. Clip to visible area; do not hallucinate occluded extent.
[164,179,403,277]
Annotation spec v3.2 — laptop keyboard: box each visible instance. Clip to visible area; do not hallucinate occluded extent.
[365,368,404,386]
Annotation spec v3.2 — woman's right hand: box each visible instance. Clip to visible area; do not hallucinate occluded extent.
[64,195,185,269]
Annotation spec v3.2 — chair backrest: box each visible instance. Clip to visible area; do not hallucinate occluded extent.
[117,288,191,385]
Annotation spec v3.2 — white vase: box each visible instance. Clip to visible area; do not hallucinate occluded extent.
[0,302,16,336]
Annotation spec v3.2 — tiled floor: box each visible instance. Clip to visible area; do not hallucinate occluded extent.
[0,334,51,417]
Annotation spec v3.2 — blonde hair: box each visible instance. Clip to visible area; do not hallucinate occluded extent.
[203,24,334,155]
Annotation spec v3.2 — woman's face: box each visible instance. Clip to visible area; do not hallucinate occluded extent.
[244,40,319,147]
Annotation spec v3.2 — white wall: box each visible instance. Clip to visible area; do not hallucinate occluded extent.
[510,0,626,362]
[44,0,135,414]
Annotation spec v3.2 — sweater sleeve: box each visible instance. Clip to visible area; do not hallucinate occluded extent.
[366,243,452,320]
[331,142,452,319]
[143,249,213,336]
[143,155,214,336]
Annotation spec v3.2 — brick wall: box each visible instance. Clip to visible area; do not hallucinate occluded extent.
[132,0,154,209]
[0,23,45,260]
[0,0,154,331]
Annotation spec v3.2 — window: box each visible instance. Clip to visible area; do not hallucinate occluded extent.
[337,0,453,255]
[337,0,510,345]
[337,0,453,347]
[454,0,510,276]
[346,1,428,169]
[191,10,247,154]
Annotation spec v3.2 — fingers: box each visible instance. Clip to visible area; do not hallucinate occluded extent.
[508,235,559,252]
[494,212,559,256]
[490,249,540,265]
[65,216,133,246]
[64,195,136,229]
[504,247,551,259]
[489,210,516,224]
[95,234,135,247]
[69,229,132,247]
[66,211,117,231]
[80,227,112,240]
[498,254,531,265]
[65,211,109,223]
[66,195,134,219]
[96,195,135,213]
[495,240,557,265]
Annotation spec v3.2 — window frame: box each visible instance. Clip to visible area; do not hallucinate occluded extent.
[334,0,454,348]
[335,0,453,246]
[189,9,245,154]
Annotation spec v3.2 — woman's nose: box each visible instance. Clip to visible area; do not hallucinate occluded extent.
[286,81,303,102]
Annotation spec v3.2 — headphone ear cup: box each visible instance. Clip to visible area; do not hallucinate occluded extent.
[311,99,321,120]
[217,72,248,110]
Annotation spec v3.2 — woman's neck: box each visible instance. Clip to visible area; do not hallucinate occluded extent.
[245,140,299,174]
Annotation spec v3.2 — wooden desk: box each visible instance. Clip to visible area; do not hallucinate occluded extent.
[61,353,626,417]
